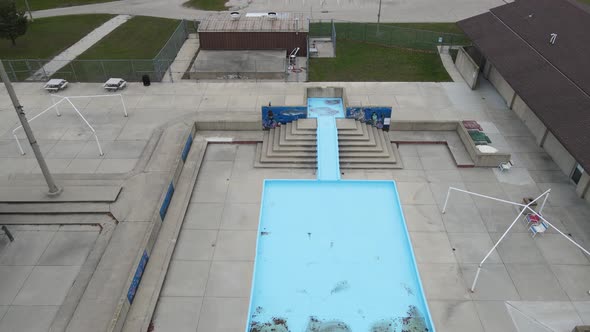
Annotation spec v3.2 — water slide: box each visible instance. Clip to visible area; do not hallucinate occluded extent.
[316,116,341,181]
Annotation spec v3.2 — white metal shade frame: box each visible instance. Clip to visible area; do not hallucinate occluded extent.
[12,94,127,157]
[442,186,590,292]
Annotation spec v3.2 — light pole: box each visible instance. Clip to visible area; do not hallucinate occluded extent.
[24,0,33,21]
[377,0,382,34]
[0,60,60,195]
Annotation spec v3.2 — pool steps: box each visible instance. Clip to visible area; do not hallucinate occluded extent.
[255,118,402,169]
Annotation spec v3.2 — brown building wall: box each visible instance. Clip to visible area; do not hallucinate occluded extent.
[199,32,308,56]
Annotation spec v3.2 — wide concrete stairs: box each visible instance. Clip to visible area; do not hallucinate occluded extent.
[256,118,402,169]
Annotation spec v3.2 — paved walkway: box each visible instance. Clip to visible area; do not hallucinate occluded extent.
[0,225,99,332]
[29,15,132,80]
[438,46,464,83]
[31,0,505,22]
[162,34,200,83]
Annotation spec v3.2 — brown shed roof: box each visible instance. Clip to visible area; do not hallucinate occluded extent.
[458,0,590,172]
[198,13,309,33]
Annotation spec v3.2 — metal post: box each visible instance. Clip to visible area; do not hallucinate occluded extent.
[538,192,550,215]
[390,26,394,46]
[130,60,136,80]
[331,19,334,39]
[119,95,128,117]
[13,133,25,155]
[100,60,107,81]
[471,208,526,292]
[333,20,336,56]
[442,187,452,213]
[70,62,78,82]
[64,98,103,156]
[0,60,61,195]
[40,60,47,80]
[51,94,61,116]
[470,189,550,292]
[8,61,16,81]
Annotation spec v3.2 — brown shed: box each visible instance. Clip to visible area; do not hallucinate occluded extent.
[198,12,309,56]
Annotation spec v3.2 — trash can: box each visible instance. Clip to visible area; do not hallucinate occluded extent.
[142,75,151,86]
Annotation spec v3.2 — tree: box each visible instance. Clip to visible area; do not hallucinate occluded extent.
[0,0,28,46]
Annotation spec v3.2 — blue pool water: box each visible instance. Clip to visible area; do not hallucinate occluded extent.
[245,98,435,332]
[307,97,345,118]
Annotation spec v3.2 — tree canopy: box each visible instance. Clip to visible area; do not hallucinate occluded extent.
[0,0,28,46]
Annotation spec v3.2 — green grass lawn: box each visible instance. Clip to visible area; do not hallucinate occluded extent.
[0,14,114,59]
[68,16,181,82]
[308,22,467,82]
[183,0,225,11]
[78,16,180,59]
[309,40,452,82]
[17,0,118,11]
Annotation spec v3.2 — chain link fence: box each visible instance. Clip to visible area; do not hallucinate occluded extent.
[2,20,190,83]
[309,20,469,52]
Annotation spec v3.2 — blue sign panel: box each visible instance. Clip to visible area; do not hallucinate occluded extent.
[181,133,193,162]
[346,107,392,131]
[159,182,174,221]
[127,250,149,304]
[261,106,307,130]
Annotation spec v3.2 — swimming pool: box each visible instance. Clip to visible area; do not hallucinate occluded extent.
[245,97,435,332]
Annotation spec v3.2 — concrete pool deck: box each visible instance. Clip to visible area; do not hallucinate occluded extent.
[152,142,590,332]
[0,80,589,331]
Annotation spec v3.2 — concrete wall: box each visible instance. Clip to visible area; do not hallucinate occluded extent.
[190,71,285,80]
[488,65,515,106]
[576,172,590,200]
[511,95,547,145]
[455,47,480,89]
[456,123,511,167]
[306,87,344,98]
[195,120,261,131]
[390,120,458,131]
[543,132,576,176]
